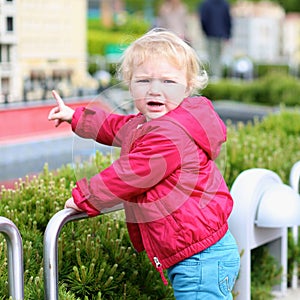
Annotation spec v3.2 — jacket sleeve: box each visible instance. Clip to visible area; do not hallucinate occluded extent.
[71,106,135,146]
[72,125,184,216]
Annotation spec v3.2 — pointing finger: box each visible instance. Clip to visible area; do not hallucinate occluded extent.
[52,90,65,108]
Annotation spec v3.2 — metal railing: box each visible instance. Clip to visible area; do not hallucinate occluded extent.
[43,205,123,300]
[0,216,24,300]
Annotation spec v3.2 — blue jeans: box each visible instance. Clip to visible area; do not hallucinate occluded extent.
[167,230,240,300]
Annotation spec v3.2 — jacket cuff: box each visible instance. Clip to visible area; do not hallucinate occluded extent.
[71,107,85,132]
[72,178,100,217]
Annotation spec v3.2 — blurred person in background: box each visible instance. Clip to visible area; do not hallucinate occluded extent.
[198,0,232,79]
[157,0,189,41]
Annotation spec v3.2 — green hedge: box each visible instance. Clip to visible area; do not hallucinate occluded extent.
[88,18,149,56]
[1,109,300,299]
[224,109,300,186]
[203,72,300,107]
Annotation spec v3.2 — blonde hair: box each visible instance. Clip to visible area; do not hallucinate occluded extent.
[118,28,208,94]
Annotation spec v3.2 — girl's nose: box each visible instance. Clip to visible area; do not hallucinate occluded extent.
[149,79,162,94]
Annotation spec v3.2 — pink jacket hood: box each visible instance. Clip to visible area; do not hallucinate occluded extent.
[163,96,226,160]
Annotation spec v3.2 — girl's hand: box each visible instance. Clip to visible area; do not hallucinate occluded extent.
[64,197,84,212]
[48,90,75,127]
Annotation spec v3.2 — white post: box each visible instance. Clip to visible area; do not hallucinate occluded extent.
[289,161,300,290]
[228,168,300,299]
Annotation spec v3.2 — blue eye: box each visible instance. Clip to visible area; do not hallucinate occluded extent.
[164,80,176,84]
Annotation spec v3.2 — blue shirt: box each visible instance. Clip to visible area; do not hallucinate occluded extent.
[199,0,232,39]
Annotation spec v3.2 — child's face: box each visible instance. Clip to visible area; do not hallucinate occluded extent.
[130,58,190,120]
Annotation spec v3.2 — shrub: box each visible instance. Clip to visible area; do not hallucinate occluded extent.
[251,247,282,300]
[0,157,173,299]
[224,109,300,187]
[256,64,289,77]
[87,17,149,56]
[203,72,300,107]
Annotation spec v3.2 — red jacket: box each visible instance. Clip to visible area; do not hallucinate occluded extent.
[71,96,233,283]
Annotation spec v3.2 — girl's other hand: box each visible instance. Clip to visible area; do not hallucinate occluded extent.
[64,197,84,212]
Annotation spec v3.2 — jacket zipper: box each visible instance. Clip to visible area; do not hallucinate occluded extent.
[153,256,168,285]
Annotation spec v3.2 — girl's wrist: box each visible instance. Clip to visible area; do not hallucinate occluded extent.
[67,109,75,123]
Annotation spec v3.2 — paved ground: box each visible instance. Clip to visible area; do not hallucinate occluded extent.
[213,100,278,124]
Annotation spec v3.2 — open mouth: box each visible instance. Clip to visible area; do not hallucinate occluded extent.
[147,101,164,106]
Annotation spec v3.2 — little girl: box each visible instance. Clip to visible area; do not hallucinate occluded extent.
[48,28,240,299]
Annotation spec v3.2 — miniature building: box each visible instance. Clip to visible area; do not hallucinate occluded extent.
[283,13,300,74]
[230,1,285,63]
[0,0,96,103]
[0,0,17,103]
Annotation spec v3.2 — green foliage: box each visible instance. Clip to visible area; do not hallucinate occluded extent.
[251,246,282,300]
[204,72,300,107]
[275,0,300,12]
[0,153,173,299]
[87,17,149,56]
[87,16,148,76]
[58,215,173,299]
[88,26,132,56]
[224,109,300,187]
[287,229,300,285]
[256,64,289,77]
[0,162,79,299]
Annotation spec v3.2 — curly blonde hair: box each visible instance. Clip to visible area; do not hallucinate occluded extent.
[118,28,208,94]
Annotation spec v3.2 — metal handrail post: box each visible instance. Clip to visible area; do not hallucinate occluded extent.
[0,216,24,300]
[43,205,123,300]
[43,208,88,300]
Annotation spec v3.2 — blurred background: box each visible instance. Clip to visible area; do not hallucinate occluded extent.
[0,0,300,103]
